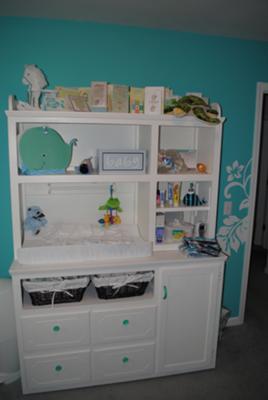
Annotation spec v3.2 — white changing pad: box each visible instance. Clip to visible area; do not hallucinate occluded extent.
[18,224,152,265]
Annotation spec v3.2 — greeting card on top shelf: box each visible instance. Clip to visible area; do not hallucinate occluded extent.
[108,84,129,113]
[91,81,108,112]
[129,87,144,114]
[144,86,165,115]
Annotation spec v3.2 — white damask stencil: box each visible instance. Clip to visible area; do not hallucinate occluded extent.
[217,159,252,254]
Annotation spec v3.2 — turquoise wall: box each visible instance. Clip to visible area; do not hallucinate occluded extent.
[1,17,268,316]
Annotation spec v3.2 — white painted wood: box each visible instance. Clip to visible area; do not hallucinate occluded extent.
[23,350,91,393]
[92,343,154,383]
[21,312,90,352]
[157,261,224,374]
[91,305,156,345]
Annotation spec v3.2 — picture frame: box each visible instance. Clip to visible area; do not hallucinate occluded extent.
[99,150,146,174]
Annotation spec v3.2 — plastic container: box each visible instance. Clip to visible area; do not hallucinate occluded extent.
[0,279,20,384]
[165,221,194,242]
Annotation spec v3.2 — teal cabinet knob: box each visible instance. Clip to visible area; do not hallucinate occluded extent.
[52,325,61,332]
[163,285,168,300]
[122,356,129,364]
[122,319,129,326]
[54,364,63,372]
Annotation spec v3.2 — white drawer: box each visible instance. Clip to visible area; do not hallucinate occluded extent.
[91,306,156,345]
[92,343,154,383]
[21,312,90,352]
[24,350,90,393]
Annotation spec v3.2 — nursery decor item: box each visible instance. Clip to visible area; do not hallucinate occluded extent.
[91,81,108,112]
[164,94,221,124]
[144,86,165,115]
[79,157,94,174]
[24,206,47,235]
[183,183,206,206]
[98,184,122,226]
[19,126,77,174]
[158,149,189,174]
[92,271,154,299]
[22,64,48,109]
[99,150,146,174]
[22,276,90,305]
[197,162,207,173]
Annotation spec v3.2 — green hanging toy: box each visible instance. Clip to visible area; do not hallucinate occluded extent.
[98,184,122,226]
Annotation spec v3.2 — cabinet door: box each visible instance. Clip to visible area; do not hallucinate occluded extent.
[157,261,224,375]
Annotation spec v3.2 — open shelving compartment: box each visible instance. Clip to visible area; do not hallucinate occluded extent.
[153,118,222,251]
[9,114,155,266]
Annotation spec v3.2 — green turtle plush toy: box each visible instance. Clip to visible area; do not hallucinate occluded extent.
[19,126,77,174]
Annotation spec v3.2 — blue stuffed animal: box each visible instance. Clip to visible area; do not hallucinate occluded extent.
[24,206,47,235]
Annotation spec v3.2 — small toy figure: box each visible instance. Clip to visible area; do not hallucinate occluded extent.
[79,157,94,174]
[158,149,188,174]
[98,184,122,226]
[22,64,48,109]
[24,206,47,235]
[183,183,206,206]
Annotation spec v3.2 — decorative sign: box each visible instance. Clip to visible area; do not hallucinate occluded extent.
[99,150,146,174]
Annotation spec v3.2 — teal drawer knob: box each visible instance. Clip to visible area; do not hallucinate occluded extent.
[122,356,129,364]
[163,285,168,300]
[122,319,129,326]
[54,364,63,372]
[52,325,61,332]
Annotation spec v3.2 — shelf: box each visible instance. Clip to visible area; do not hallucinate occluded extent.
[21,281,155,313]
[156,173,213,182]
[6,100,224,128]
[156,205,210,213]
[16,172,151,184]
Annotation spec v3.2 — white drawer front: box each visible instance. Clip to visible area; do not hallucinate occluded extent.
[21,312,90,352]
[91,306,156,345]
[24,350,90,392]
[93,343,154,383]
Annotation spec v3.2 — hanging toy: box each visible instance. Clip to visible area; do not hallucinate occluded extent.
[98,184,123,226]
[183,183,206,206]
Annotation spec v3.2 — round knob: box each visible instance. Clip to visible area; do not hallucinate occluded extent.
[52,325,61,332]
[54,364,63,372]
[122,356,129,364]
[122,319,129,326]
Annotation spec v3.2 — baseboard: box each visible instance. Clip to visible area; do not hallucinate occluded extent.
[0,370,20,384]
[227,316,243,326]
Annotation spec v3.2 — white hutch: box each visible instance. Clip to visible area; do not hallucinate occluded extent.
[7,96,226,394]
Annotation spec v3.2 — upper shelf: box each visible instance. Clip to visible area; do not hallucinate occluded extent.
[6,96,225,127]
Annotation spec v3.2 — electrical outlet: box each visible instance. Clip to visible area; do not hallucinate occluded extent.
[224,201,232,216]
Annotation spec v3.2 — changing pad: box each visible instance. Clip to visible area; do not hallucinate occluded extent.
[18,223,152,265]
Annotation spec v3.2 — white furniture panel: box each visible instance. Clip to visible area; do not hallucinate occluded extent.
[92,343,154,383]
[24,350,90,393]
[91,306,156,345]
[158,262,223,374]
[21,312,90,352]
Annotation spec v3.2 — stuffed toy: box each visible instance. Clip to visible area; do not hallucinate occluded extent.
[24,206,47,235]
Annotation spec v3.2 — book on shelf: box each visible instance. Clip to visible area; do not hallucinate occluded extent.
[129,87,145,114]
[108,84,129,113]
